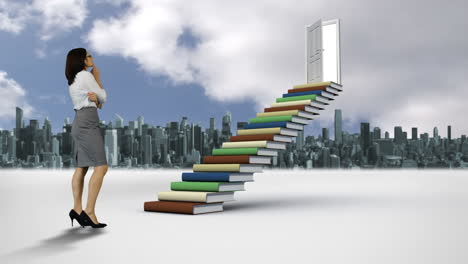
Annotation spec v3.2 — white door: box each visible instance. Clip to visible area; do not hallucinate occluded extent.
[307,19,323,83]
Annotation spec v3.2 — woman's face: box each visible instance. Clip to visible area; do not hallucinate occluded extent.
[84,52,94,68]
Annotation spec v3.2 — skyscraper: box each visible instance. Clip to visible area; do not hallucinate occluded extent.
[221,112,232,142]
[115,114,124,128]
[433,127,439,138]
[412,127,418,140]
[322,127,329,141]
[296,130,304,150]
[137,116,144,137]
[15,107,23,137]
[373,127,381,140]
[394,126,403,144]
[448,125,452,142]
[105,129,118,166]
[334,109,342,144]
[360,122,370,154]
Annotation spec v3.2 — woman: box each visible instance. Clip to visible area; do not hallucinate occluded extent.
[65,48,108,228]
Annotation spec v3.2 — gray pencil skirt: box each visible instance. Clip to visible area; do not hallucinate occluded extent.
[71,106,108,168]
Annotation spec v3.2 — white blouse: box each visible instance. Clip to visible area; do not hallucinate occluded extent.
[69,70,107,110]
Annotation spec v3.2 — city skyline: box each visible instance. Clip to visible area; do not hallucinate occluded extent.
[2,105,467,169]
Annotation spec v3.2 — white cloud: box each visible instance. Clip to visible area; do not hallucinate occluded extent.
[81,0,467,138]
[32,0,88,41]
[0,0,32,33]
[0,71,34,122]
[0,0,88,56]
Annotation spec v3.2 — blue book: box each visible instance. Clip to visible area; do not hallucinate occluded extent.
[182,172,254,182]
[282,90,323,97]
[243,121,287,129]
[243,121,303,130]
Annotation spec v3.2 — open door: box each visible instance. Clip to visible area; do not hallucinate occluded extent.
[306,19,341,84]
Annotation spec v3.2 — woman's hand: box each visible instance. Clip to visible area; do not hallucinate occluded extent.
[87,92,98,104]
[91,65,100,80]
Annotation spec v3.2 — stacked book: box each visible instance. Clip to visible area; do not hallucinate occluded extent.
[144,81,343,214]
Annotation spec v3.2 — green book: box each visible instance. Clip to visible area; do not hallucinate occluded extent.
[249,115,293,123]
[212,148,258,155]
[171,181,245,192]
[276,94,317,103]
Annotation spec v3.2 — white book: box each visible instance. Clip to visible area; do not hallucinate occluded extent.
[222,140,286,150]
[285,122,304,131]
[158,191,235,203]
[290,116,309,125]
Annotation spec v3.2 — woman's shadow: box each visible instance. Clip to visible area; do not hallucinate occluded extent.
[1,227,106,262]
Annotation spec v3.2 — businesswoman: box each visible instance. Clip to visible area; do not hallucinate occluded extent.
[66,48,108,228]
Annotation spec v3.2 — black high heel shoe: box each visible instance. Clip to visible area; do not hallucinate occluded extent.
[80,211,107,228]
[69,209,85,228]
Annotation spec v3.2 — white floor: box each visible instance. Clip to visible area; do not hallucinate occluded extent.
[0,168,467,264]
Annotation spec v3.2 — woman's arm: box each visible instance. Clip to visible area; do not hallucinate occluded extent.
[86,71,107,104]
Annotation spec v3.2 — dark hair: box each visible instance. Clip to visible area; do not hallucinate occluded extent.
[65,48,87,85]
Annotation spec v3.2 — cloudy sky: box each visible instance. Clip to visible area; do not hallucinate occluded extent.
[0,0,466,138]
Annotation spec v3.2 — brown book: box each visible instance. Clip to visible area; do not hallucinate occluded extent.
[144,201,223,214]
[230,134,275,142]
[287,85,328,94]
[264,105,307,112]
[204,155,251,164]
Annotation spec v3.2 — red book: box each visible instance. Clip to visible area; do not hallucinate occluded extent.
[204,155,251,164]
[264,105,307,112]
[144,201,223,214]
[287,85,329,94]
[230,134,275,142]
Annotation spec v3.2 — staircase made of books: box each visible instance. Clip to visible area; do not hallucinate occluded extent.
[144,81,343,214]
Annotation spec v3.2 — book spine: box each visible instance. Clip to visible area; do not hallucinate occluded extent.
[282,90,322,97]
[144,201,202,214]
[182,172,230,182]
[158,191,208,202]
[229,134,275,142]
[249,115,293,123]
[287,85,328,94]
[243,122,287,129]
[276,94,317,103]
[203,155,251,164]
[212,148,258,155]
[237,127,281,135]
[171,182,220,192]
[193,164,241,172]
[270,100,311,107]
[293,81,331,89]
[256,110,299,118]
[222,141,267,148]
[264,105,306,112]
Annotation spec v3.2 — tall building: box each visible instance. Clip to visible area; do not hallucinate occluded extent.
[15,107,23,137]
[322,128,329,141]
[411,127,418,140]
[373,127,381,140]
[360,122,370,154]
[385,131,389,139]
[115,114,124,128]
[433,127,439,138]
[296,130,304,150]
[137,116,144,137]
[221,112,232,142]
[143,134,152,165]
[105,129,118,166]
[448,125,452,142]
[394,126,403,144]
[334,109,342,144]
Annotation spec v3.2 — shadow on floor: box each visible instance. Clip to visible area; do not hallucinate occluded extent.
[1,227,106,262]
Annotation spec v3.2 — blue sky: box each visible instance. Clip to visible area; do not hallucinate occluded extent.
[0,0,466,138]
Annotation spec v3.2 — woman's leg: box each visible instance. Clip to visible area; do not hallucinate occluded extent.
[84,164,108,224]
[72,167,89,212]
